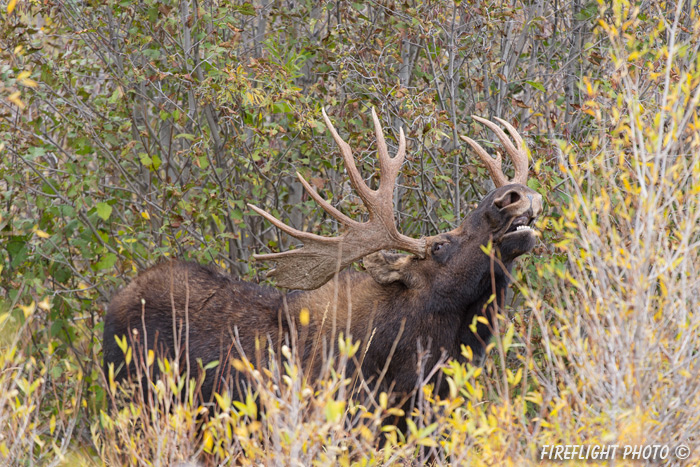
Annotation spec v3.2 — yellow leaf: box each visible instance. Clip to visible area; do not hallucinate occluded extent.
[502,323,515,350]
[511,367,523,386]
[19,301,35,318]
[405,418,418,435]
[462,345,474,361]
[202,430,214,453]
[324,400,346,423]
[549,401,566,417]
[358,425,373,441]
[38,297,51,311]
[20,78,38,88]
[231,358,246,372]
[8,91,25,110]
[245,391,257,419]
[35,229,50,239]
[417,437,439,447]
[525,390,543,405]
[248,421,261,433]
[114,334,127,354]
[299,308,309,326]
[141,211,150,220]
[214,392,230,412]
[447,377,457,399]
[7,0,17,14]
[379,392,388,410]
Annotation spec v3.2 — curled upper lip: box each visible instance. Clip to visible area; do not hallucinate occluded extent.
[512,215,530,227]
[504,215,535,234]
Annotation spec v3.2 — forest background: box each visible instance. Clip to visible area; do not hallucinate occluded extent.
[1,0,699,464]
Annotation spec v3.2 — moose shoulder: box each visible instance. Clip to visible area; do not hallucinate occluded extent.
[103,110,543,405]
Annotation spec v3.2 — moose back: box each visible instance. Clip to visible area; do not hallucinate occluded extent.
[103,109,542,405]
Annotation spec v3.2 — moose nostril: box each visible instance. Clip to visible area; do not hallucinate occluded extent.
[495,190,521,209]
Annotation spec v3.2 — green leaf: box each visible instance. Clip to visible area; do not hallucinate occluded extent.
[107,87,123,104]
[139,153,153,167]
[151,154,161,170]
[96,202,112,221]
[232,2,255,15]
[272,101,292,114]
[8,237,29,267]
[198,155,209,169]
[95,253,117,270]
[203,360,220,371]
[525,80,545,92]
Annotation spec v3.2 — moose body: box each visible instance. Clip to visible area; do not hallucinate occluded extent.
[103,109,542,407]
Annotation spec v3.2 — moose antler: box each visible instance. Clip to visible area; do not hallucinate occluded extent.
[248,108,427,290]
[459,116,529,187]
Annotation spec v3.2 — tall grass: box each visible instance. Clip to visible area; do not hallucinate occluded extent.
[0,301,86,466]
[528,0,700,452]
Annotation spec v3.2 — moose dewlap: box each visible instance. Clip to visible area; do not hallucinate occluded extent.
[103,109,542,407]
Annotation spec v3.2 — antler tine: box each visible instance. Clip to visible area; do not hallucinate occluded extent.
[494,117,523,149]
[295,172,361,228]
[371,108,405,196]
[247,203,329,242]
[459,134,508,187]
[321,108,374,205]
[460,115,529,187]
[471,116,518,159]
[493,117,528,185]
[250,108,426,290]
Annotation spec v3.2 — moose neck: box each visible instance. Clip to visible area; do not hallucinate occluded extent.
[284,260,514,387]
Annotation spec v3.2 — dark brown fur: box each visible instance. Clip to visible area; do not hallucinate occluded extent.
[103,183,542,405]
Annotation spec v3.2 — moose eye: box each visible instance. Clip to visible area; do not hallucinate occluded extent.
[431,242,445,254]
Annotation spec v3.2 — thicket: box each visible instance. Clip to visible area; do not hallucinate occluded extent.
[1,0,699,464]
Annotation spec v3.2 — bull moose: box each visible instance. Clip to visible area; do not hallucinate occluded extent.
[103,109,542,408]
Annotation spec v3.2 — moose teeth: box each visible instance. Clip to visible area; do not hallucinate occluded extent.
[516,225,531,231]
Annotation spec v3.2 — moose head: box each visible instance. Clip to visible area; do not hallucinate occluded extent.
[249,110,541,292]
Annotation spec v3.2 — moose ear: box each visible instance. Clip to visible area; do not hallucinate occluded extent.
[363,251,419,287]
